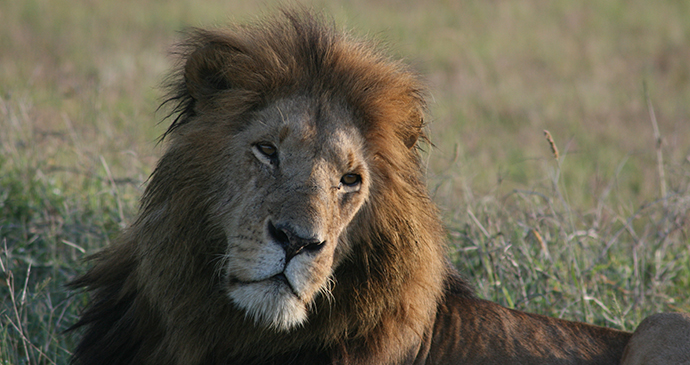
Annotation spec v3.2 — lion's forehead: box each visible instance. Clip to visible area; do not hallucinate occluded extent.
[318,128,365,168]
[251,98,366,167]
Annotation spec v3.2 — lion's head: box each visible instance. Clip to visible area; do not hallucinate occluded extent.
[70,10,448,365]
[212,95,372,330]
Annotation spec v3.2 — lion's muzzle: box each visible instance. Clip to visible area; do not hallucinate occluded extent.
[268,220,326,262]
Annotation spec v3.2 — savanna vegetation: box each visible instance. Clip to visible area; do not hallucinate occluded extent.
[1,0,689,363]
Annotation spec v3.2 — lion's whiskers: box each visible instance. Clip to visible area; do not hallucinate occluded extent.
[211,253,230,278]
[312,276,336,314]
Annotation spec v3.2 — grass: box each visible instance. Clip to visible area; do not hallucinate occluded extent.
[1,0,689,363]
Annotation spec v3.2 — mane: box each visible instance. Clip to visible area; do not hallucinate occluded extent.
[69,9,469,365]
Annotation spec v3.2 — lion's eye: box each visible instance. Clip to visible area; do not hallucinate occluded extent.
[256,143,277,158]
[341,173,361,187]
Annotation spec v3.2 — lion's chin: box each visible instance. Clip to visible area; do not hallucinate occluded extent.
[228,279,308,331]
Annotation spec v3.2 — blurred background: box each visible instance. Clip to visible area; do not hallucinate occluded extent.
[1,1,689,363]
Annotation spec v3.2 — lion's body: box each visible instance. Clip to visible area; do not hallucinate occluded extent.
[69,9,685,365]
[426,275,632,364]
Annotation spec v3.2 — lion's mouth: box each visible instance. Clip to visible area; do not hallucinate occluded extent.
[271,273,301,298]
[272,273,289,285]
[231,273,301,299]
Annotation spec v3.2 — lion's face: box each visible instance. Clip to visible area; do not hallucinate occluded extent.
[213,96,370,330]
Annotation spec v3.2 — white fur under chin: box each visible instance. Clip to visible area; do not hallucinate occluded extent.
[229,281,308,331]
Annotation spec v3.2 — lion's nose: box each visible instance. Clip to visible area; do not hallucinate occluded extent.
[268,221,325,262]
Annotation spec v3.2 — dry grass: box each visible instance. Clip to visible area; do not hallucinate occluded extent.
[442,130,689,330]
[1,0,689,363]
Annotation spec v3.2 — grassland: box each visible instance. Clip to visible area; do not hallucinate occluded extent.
[1,0,689,363]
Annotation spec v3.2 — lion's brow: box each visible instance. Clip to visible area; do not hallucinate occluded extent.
[347,151,356,170]
[279,125,290,143]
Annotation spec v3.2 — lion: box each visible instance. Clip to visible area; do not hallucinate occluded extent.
[68,9,688,365]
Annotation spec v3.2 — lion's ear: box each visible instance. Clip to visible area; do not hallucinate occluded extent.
[404,123,420,149]
[184,42,235,102]
[403,114,425,150]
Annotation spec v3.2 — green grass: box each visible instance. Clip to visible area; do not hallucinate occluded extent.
[2,0,689,363]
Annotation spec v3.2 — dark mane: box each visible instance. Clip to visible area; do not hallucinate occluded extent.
[69,9,463,365]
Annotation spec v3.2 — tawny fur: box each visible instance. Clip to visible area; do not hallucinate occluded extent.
[69,9,684,365]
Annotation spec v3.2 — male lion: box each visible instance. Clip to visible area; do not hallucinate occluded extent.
[69,9,688,365]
